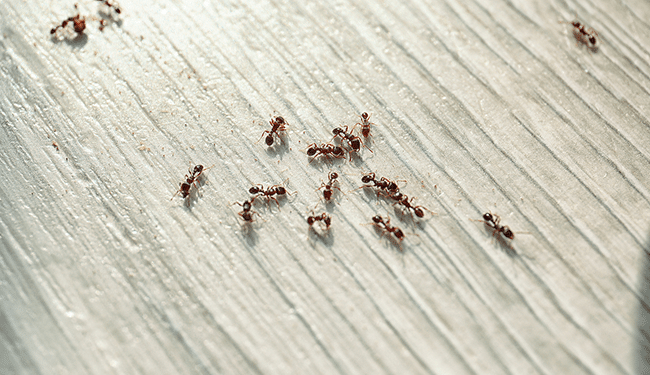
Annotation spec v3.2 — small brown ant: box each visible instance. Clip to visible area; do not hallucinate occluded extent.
[249,181,289,207]
[384,192,430,218]
[258,116,287,146]
[317,172,342,201]
[361,172,400,194]
[306,143,346,163]
[97,0,121,14]
[171,164,210,205]
[332,125,371,159]
[307,212,331,230]
[472,211,517,248]
[355,112,376,138]
[235,196,258,222]
[367,215,405,249]
[562,19,598,49]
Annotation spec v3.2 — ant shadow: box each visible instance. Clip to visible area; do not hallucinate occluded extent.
[307,156,345,171]
[308,227,334,247]
[370,225,404,252]
[240,222,259,246]
[52,33,89,48]
[265,142,290,159]
[391,206,428,230]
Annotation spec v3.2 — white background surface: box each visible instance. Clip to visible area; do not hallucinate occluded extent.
[1,0,649,373]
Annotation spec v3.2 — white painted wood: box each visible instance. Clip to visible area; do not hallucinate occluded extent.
[0,0,649,373]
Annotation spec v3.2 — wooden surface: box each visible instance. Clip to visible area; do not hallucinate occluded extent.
[1,0,649,373]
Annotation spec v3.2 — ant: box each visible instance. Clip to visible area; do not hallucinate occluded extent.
[361,172,400,195]
[249,182,289,207]
[355,112,376,138]
[368,215,405,249]
[384,192,430,218]
[472,212,517,247]
[258,116,287,146]
[317,172,342,201]
[306,143,346,163]
[51,6,87,37]
[562,19,598,49]
[171,164,210,205]
[97,0,121,14]
[307,212,331,230]
[332,125,371,159]
[235,196,258,222]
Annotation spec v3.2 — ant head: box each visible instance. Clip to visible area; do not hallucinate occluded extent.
[307,216,315,225]
[274,116,285,124]
[265,134,274,146]
[333,146,344,156]
[414,207,424,218]
[307,146,317,156]
[394,228,404,240]
[276,186,287,195]
[249,186,262,194]
[361,112,369,120]
[589,36,596,45]
[372,215,383,224]
[332,127,343,135]
[387,182,398,191]
[502,226,514,239]
[483,212,493,222]
[572,21,581,28]
[330,172,338,180]
[193,165,204,174]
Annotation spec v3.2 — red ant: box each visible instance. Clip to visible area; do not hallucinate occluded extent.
[171,164,210,204]
[51,6,87,37]
[562,19,598,49]
[317,172,342,201]
[249,182,289,207]
[472,212,515,243]
[235,196,258,222]
[383,192,430,218]
[367,215,405,249]
[361,172,400,195]
[307,212,331,230]
[355,112,376,138]
[332,125,371,159]
[97,0,121,15]
[306,143,346,163]
[258,116,287,146]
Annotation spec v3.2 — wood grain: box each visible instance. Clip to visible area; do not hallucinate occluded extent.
[0,0,649,373]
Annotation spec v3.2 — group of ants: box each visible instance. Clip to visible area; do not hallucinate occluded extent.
[172,113,518,251]
[48,5,597,249]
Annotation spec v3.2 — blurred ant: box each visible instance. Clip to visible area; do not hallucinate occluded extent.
[306,143,345,163]
[235,196,258,222]
[317,172,341,201]
[332,125,371,159]
[258,116,287,146]
[307,212,331,230]
[51,5,88,37]
[562,19,598,49]
[51,4,110,37]
[249,181,290,207]
[355,112,376,138]
[97,0,121,15]
[367,215,405,249]
[171,164,211,205]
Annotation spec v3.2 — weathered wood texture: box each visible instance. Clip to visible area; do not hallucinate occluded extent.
[1,0,649,373]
